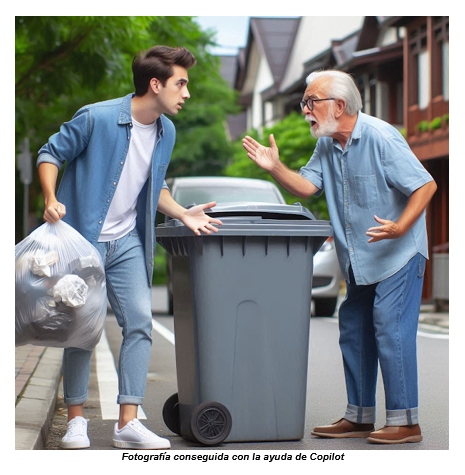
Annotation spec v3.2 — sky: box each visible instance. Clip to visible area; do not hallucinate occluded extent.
[194,16,250,55]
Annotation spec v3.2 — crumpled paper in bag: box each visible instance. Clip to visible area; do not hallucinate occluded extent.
[47,275,89,308]
[29,250,59,277]
[79,254,101,269]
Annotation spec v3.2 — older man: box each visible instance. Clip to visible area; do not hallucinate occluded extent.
[242,70,437,444]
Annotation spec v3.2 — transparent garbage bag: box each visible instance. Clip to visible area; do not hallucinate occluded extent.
[15,221,107,350]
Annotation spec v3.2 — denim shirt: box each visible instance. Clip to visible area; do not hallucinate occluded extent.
[299,112,433,285]
[37,93,174,285]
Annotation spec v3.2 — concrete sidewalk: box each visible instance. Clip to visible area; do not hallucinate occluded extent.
[15,345,63,450]
[418,304,449,330]
[15,301,449,450]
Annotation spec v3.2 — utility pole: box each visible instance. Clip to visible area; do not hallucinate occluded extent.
[17,137,32,237]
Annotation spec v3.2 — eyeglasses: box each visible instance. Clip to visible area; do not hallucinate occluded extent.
[300,97,336,112]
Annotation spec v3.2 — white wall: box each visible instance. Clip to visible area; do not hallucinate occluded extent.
[251,54,274,131]
[280,16,364,93]
[242,42,261,95]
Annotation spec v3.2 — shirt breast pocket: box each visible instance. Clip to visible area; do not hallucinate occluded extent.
[353,175,378,209]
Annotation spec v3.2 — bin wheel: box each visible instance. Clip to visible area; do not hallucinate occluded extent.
[162,393,181,435]
[190,401,232,446]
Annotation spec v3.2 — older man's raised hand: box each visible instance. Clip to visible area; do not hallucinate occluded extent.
[242,134,280,172]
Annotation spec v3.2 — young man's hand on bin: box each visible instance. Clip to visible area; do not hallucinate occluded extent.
[157,190,223,236]
[180,201,223,236]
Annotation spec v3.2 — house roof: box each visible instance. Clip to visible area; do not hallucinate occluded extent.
[235,17,300,91]
[281,16,404,96]
[279,29,362,96]
[219,55,238,88]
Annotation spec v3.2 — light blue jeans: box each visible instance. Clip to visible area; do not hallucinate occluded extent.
[339,253,426,426]
[62,231,153,406]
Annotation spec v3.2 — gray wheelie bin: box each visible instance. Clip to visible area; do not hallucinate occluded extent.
[156,203,333,446]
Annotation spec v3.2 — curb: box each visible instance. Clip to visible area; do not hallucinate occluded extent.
[15,347,63,450]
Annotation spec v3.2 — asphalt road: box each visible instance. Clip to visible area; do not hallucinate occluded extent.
[45,287,449,452]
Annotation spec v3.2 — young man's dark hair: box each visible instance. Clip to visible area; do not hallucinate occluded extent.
[132,46,197,96]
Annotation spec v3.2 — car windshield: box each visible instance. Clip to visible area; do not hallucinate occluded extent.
[174,185,283,206]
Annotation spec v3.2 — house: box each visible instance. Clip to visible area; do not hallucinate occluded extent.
[386,16,449,303]
[229,16,449,302]
[234,17,364,132]
[234,17,301,133]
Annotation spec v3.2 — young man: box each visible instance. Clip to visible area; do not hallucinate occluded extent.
[37,46,222,450]
[242,70,437,444]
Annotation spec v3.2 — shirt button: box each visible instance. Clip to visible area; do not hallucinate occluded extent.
[107,199,110,203]
[99,220,102,224]
[113,182,117,186]
[120,161,124,165]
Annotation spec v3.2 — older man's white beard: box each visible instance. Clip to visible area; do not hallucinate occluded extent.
[305,115,338,139]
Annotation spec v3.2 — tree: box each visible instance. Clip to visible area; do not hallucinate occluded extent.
[225,112,329,219]
[15,16,238,242]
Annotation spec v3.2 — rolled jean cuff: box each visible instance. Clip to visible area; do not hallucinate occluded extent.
[117,395,144,405]
[344,403,376,424]
[386,408,419,426]
[64,393,88,406]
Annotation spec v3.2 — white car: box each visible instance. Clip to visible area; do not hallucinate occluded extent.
[311,236,344,316]
[163,176,343,316]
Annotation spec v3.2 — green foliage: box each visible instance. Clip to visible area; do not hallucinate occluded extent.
[225,112,329,219]
[416,120,429,133]
[429,117,442,130]
[15,16,237,242]
[153,244,167,285]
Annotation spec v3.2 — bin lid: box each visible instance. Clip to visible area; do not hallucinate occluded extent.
[156,202,333,238]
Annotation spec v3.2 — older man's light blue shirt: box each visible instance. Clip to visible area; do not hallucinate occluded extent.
[299,112,433,285]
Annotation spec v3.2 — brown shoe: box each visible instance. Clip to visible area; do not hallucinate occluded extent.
[367,424,422,444]
[311,418,375,438]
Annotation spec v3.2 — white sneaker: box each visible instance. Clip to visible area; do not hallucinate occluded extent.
[113,419,171,449]
[61,416,90,449]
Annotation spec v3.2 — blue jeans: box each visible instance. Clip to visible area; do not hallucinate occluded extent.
[62,231,153,406]
[339,253,426,426]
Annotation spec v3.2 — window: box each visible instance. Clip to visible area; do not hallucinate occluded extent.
[418,51,430,109]
[408,22,429,109]
[432,16,449,100]
[442,42,449,100]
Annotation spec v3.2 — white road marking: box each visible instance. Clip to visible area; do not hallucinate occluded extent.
[95,329,147,420]
[152,319,175,345]
[417,330,449,340]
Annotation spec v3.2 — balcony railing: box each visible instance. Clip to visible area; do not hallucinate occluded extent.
[407,96,449,137]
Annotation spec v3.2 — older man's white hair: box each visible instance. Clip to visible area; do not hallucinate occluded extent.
[306,70,363,116]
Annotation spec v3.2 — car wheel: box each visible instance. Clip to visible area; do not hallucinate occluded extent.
[314,297,338,317]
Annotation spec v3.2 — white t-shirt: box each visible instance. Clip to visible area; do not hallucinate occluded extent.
[99,117,157,242]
